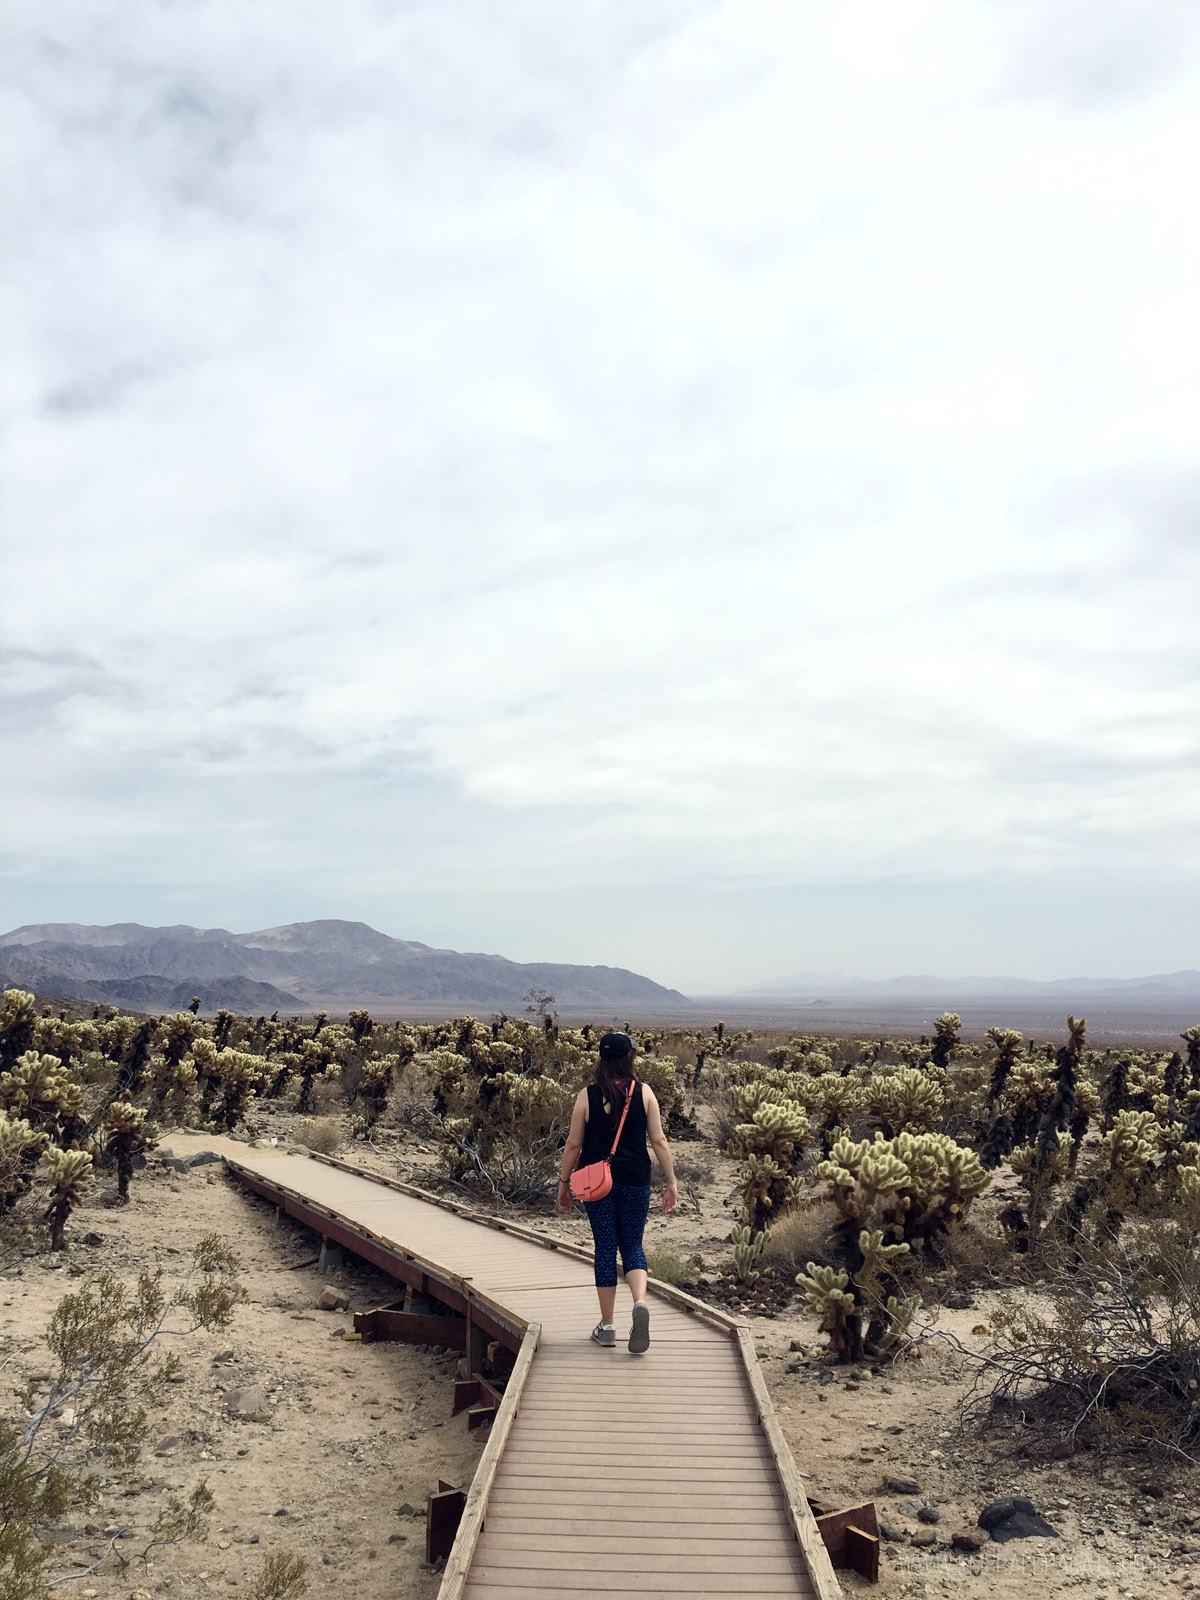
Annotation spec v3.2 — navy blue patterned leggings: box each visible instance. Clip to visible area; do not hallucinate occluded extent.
[583,1182,651,1288]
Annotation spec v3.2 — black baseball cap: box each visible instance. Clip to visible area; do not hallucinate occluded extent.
[598,1030,638,1058]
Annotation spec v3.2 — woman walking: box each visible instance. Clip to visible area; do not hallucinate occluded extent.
[557,1031,678,1353]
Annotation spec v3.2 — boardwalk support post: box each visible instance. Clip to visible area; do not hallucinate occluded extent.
[426,1481,466,1563]
[817,1501,880,1583]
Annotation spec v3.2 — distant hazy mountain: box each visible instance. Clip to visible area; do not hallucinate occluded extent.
[0,919,690,1013]
[740,970,1200,1000]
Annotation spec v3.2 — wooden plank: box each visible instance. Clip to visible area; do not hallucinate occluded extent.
[427,1486,467,1563]
[494,1463,777,1485]
[817,1501,880,1582]
[515,1399,756,1419]
[477,1538,805,1569]
[488,1474,783,1499]
[735,1325,843,1600]
[465,1569,807,1594]
[483,1495,784,1524]
[436,1322,540,1600]
[507,1422,756,1440]
[479,1514,802,1541]
[493,1446,772,1469]
[846,1524,880,1583]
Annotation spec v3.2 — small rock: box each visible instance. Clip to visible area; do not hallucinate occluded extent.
[910,1528,939,1548]
[396,1503,417,1517]
[388,1533,408,1544]
[154,1436,180,1456]
[897,1499,924,1518]
[184,1150,222,1168]
[878,1521,907,1543]
[944,1290,974,1309]
[952,1527,985,1553]
[318,1286,350,1312]
[130,1590,154,1600]
[917,1507,940,1525]
[978,1496,1059,1543]
[274,1509,289,1518]
[35,1524,77,1545]
[887,1476,922,1495]
[249,1533,259,1544]
[82,1231,103,1246]
[226,1388,271,1423]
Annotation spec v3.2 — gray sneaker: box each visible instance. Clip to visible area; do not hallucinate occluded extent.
[629,1301,650,1354]
[590,1322,616,1347]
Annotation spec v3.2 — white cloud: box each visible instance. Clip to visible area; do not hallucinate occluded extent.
[3,0,1198,983]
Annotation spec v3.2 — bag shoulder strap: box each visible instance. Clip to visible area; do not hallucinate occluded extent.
[607,1081,635,1159]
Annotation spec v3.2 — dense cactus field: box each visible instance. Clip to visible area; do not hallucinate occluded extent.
[4,987,1200,1467]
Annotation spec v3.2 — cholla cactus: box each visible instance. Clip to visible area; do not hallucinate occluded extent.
[803,1073,866,1153]
[737,1151,798,1228]
[213,1049,265,1132]
[104,1101,149,1201]
[730,1214,770,1284]
[0,1109,47,1212]
[817,1134,912,1235]
[0,1051,84,1145]
[890,1130,991,1246]
[0,988,36,1070]
[930,1012,961,1071]
[1183,1025,1200,1093]
[427,1048,469,1115]
[294,1038,339,1115]
[357,1054,398,1131]
[41,1146,93,1250]
[985,1028,1023,1105]
[794,1263,857,1355]
[728,1098,810,1165]
[868,1066,945,1136]
[1011,1130,1073,1184]
[151,1052,198,1111]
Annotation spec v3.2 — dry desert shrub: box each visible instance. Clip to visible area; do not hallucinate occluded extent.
[296,1117,342,1156]
[672,1152,715,1215]
[966,1222,1200,1461]
[390,1064,437,1132]
[645,1244,689,1286]
[761,1196,840,1275]
[311,1076,343,1116]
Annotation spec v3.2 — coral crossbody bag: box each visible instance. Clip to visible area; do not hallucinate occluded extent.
[569,1082,634,1203]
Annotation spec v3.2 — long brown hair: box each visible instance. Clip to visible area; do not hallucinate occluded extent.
[595,1040,636,1126]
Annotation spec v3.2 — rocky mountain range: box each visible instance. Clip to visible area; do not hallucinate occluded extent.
[0,919,690,1015]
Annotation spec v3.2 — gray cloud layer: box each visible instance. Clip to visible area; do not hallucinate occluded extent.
[3,1,1198,988]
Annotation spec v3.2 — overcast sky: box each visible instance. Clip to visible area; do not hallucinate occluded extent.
[3,0,1198,993]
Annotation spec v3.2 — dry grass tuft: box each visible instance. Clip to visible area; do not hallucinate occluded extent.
[761,1196,840,1275]
[296,1117,342,1156]
[645,1244,690,1286]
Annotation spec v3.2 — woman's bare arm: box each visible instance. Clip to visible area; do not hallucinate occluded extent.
[556,1088,589,1212]
[644,1085,678,1213]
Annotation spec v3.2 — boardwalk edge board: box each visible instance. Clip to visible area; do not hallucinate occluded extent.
[225,1148,846,1599]
[438,1322,541,1600]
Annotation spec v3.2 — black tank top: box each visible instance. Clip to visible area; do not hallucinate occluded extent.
[578,1081,651,1188]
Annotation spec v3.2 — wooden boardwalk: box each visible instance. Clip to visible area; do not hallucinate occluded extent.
[227,1150,841,1600]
